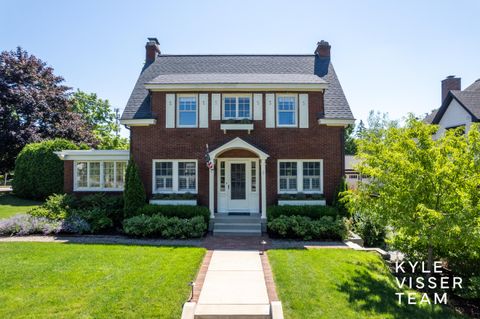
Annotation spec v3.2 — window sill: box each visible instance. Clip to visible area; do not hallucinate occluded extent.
[278,199,326,206]
[74,188,124,192]
[220,123,254,134]
[149,199,197,206]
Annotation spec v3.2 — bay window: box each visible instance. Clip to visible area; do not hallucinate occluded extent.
[74,161,127,191]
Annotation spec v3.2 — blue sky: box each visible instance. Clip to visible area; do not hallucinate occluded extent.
[2,0,479,136]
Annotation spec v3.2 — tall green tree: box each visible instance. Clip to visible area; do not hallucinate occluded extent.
[123,160,146,218]
[347,116,480,272]
[0,47,96,174]
[71,90,128,150]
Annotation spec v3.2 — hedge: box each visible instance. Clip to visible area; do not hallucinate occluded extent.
[268,215,347,240]
[13,139,86,200]
[123,214,206,239]
[137,205,210,224]
[267,205,339,221]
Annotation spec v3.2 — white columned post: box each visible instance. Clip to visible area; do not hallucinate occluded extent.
[260,158,267,220]
[209,165,215,218]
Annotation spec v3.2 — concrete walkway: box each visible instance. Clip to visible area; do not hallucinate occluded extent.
[191,250,279,319]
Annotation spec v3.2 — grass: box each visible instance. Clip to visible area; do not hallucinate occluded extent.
[0,242,205,318]
[268,249,465,319]
[0,194,42,219]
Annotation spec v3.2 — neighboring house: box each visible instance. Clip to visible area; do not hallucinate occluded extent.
[57,38,355,234]
[425,76,480,138]
[345,155,360,190]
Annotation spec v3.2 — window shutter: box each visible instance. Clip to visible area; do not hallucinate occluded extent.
[166,94,175,128]
[265,93,275,128]
[299,94,309,128]
[199,94,209,128]
[253,93,263,120]
[211,93,221,120]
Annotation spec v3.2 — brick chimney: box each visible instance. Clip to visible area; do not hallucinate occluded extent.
[145,37,160,65]
[314,40,331,58]
[441,75,461,102]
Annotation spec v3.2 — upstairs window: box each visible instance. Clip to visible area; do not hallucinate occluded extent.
[177,95,197,127]
[277,95,297,127]
[223,95,251,119]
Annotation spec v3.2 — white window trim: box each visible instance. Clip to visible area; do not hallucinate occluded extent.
[222,94,253,120]
[73,160,127,192]
[176,94,198,128]
[277,159,323,194]
[152,160,198,194]
[276,94,298,127]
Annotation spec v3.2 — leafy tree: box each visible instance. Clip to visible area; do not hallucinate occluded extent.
[123,159,146,218]
[344,124,357,155]
[347,115,480,273]
[71,90,128,150]
[13,139,87,199]
[0,47,96,175]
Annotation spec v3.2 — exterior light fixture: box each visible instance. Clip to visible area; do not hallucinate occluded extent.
[260,240,267,255]
[188,281,196,301]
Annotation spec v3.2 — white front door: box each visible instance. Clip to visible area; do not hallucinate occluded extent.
[217,159,259,213]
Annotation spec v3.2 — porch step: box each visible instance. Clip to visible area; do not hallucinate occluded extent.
[213,214,262,236]
[194,304,271,319]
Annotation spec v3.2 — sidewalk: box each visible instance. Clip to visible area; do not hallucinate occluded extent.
[193,250,273,318]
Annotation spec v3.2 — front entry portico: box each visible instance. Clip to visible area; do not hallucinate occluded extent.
[208,137,269,220]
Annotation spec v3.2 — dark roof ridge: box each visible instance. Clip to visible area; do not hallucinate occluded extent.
[157,54,317,57]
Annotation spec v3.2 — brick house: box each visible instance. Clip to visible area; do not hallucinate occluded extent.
[57,38,354,233]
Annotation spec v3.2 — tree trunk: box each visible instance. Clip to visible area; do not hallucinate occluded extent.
[427,243,434,276]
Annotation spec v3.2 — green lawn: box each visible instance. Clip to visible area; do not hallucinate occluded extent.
[0,243,205,318]
[0,194,42,219]
[269,249,464,319]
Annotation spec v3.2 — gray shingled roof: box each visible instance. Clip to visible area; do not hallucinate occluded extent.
[429,79,480,124]
[122,55,353,120]
[147,73,327,84]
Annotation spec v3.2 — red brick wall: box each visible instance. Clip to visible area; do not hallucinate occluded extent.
[131,91,344,208]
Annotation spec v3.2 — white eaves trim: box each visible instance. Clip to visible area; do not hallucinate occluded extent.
[55,150,130,161]
[318,118,356,127]
[120,119,156,126]
[144,83,327,92]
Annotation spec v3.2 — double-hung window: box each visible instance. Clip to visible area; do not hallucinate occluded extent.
[153,160,197,193]
[277,95,297,127]
[223,95,251,119]
[303,162,321,192]
[279,162,298,192]
[177,95,197,127]
[278,160,323,194]
[74,161,127,191]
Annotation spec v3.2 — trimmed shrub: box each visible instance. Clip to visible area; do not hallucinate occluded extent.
[0,214,89,236]
[29,193,75,220]
[268,215,347,240]
[74,193,123,225]
[71,208,113,233]
[123,215,206,239]
[13,139,86,200]
[267,205,339,221]
[353,213,386,248]
[123,160,146,218]
[136,205,210,224]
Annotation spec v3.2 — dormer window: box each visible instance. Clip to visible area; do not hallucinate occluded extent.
[223,94,252,119]
[177,95,197,127]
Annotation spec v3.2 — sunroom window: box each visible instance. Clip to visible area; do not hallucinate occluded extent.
[74,161,127,191]
[223,95,251,119]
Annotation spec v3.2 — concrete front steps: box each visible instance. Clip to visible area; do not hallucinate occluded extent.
[213,214,262,236]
